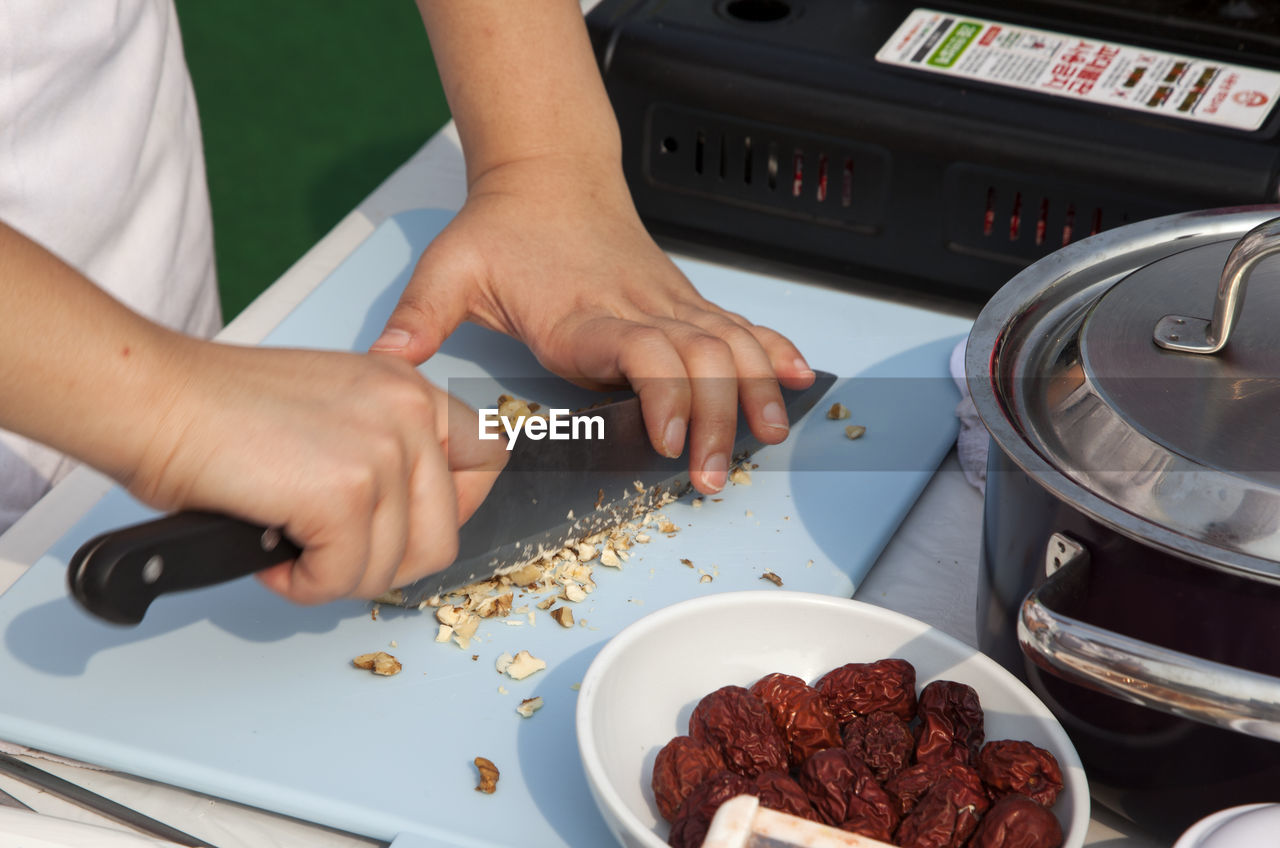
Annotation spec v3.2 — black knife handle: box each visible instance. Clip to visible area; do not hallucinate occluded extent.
[68,511,302,625]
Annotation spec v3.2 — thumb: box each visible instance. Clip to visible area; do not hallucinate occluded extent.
[369,248,471,364]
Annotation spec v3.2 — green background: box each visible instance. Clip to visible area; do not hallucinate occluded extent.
[175,1,452,321]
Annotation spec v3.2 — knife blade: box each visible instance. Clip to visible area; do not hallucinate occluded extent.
[68,372,834,624]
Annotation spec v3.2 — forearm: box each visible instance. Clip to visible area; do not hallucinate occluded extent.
[414,0,622,184]
[0,221,185,483]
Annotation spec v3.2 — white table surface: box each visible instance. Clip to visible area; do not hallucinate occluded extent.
[0,117,1164,847]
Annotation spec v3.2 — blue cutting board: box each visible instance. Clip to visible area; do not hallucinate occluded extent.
[0,210,970,847]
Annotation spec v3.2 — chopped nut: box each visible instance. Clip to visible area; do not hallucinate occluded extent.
[657,519,678,534]
[564,583,588,603]
[475,592,513,619]
[352,651,402,676]
[435,624,454,643]
[845,424,867,440]
[680,558,694,568]
[566,509,575,520]
[699,573,713,584]
[576,543,597,562]
[634,533,651,544]
[474,757,500,794]
[760,570,784,587]
[452,613,480,649]
[436,605,462,627]
[729,466,752,486]
[372,588,405,606]
[516,697,544,718]
[536,596,557,610]
[599,548,621,568]
[594,488,605,509]
[504,650,547,681]
[507,563,543,586]
[370,605,379,621]
[550,606,574,628]
[633,480,645,493]
[827,402,851,420]
[692,497,703,509]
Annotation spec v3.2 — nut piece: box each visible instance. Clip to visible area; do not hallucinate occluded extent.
[599,548,622,568]
[827,402,851,420]
[352,651,402,676]
[845,424,867,440]
[474,756,500,794]
[550,606,575,628]
[760,570,784,587]
[516,696,544,718]
[503,649,547,681]
[728,467,752,486]
[371,588,404,606]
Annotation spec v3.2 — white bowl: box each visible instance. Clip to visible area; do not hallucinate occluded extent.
[576,591,1090,848]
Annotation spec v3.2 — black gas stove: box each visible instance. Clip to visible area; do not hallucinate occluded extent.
[587,0,1280,302]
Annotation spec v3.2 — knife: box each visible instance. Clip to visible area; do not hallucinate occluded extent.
[69,372,834,624]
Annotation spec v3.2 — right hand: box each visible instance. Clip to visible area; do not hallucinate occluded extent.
[123,339,507,605]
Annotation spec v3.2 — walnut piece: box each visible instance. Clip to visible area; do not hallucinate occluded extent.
[729,467,752,486]
[760,571,784,587]
[551,606,575,628]
[845,424,867,440]
[516,697,544,718]
[474,756,500,794]
[352,652,402,676]
[503,650,547,681]
[827,402,851,420]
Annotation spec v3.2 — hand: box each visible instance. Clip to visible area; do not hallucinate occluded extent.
[125,339,507,604]
[371,156,814,493]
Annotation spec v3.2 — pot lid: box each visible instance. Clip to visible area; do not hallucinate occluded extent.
[967,207,1280,582]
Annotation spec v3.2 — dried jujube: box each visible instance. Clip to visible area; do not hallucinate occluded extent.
[885,761,986,818]
[666,770,753,848]
[795,747,898,839]
[842,710,914,783]
[893,772,990,848]
[977,740,1064,807]
[651,736,726,822]
[752,769,820,821]
[688,686,789,778]
[750,672,841,766]
[915,680,985,766]
[816,658,917,724]
[970,795,1064,848]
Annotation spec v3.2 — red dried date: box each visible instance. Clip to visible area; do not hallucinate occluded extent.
[894,772,990,848]
[689,686,789,778]
[651,736,726,822]
[796,748,898,839]
[885,761,986,818]
[915,680,985,766]
[977,740,1064,808]
[750,672,841,767]
[666,770,753,848]
[842,710,914,783]
[970,795,1064,848]
[753,770,820,822]
[816,659,917,724]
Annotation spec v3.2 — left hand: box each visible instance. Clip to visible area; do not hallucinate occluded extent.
[371,156,815,493]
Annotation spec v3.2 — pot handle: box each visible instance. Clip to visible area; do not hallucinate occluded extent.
[1153,215,1280,354]
[1017,533,1280,742]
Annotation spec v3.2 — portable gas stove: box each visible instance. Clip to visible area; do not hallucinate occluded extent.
[587,0,1280,301]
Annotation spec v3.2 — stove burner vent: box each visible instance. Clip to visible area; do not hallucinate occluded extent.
[646,105,889,234]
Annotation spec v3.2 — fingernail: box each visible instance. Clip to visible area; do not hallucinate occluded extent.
[762,401,789,431]
[701,452,728,492]
[370,328,411,352]
[793,356,815,377]
[662,418,687,457]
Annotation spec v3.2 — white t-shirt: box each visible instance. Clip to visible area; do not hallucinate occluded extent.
[0,1,220,531]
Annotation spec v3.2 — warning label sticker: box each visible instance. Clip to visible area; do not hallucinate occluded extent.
[876,9,1280,131]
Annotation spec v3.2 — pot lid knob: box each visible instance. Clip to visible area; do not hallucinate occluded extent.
[1154,216,1280,354]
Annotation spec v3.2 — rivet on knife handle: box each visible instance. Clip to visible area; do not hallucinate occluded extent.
[68,511,301,625]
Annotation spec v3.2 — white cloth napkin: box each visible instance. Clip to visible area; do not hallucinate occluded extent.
[950,337,988,493]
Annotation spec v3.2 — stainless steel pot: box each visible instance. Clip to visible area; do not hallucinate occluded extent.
[967,206,1280,838]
